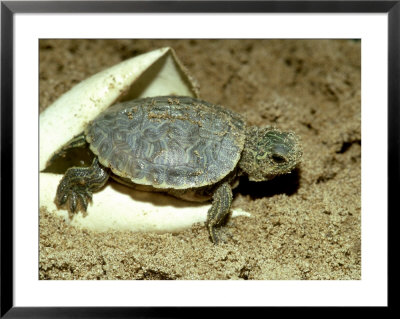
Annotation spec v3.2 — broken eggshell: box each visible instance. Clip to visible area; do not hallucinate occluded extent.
[40,47,250,234]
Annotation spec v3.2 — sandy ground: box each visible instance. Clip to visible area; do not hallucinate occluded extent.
[39,39,361,280]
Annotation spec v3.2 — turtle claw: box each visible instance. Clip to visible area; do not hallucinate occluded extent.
[56,185,92,217]
[84,190,93,201]
[208,224,233,245]
[78,193,88,211]
[59,192,68,206]
[55,158,109,218]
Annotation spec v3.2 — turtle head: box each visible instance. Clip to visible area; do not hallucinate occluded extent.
[239,126,302,182]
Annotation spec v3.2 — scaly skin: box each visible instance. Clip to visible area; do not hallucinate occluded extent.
[239,126,302,181]
[206,182,233,244]
[56,158,109,218]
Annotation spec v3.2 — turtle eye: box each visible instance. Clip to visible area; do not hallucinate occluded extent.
[271,153,287,164]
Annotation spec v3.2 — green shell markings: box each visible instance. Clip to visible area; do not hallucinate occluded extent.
[85,96,246,189]
[55,96,302,244]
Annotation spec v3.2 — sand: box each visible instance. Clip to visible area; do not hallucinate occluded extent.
[39,39,361,280]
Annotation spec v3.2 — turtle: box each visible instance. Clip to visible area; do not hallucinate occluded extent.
[55,96,302,244]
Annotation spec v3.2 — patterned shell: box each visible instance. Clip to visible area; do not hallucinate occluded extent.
[85,96,246,189]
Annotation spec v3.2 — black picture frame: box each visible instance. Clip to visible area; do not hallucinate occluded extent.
[1,1,396,317]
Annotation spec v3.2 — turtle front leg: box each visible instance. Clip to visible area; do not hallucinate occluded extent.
[56,158,109,218]
[207,182,233,244]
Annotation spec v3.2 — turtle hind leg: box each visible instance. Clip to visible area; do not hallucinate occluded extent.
[56,158,109,218]
[206,182,233,244]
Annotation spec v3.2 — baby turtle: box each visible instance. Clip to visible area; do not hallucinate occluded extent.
[55,96,302,244]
